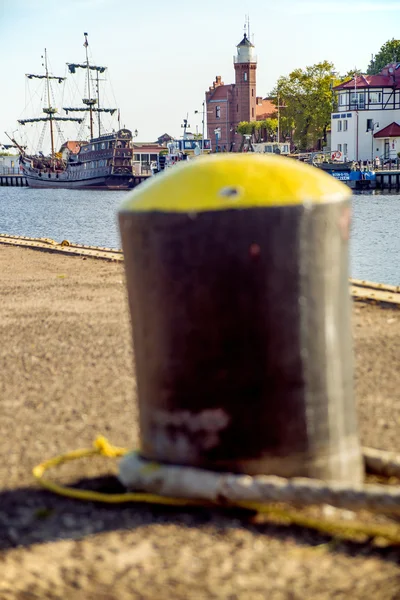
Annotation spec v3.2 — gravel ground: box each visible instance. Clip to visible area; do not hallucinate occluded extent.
[0,245,399,600]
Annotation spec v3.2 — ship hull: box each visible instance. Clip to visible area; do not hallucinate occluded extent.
[21,165,148,191]
[19,128,148,191]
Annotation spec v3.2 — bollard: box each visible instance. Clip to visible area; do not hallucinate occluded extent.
[118,154,363,483]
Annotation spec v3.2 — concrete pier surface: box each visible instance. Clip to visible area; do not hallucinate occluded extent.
[0,245,399,600]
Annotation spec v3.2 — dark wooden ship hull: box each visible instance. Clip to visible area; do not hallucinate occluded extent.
[20,145,148,191]
[21,166,146,190]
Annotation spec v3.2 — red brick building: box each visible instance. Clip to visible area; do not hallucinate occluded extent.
[206,33,277,152]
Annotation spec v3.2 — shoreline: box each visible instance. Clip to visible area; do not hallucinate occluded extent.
[0,245,399,599]
[1,234,399,306]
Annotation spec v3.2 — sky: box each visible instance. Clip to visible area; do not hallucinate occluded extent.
[1,0,400,151]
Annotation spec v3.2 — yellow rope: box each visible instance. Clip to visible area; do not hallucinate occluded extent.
[32,436,204,507]
[32,436,400,545]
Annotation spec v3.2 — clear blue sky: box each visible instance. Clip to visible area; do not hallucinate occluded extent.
[1,0,400,148]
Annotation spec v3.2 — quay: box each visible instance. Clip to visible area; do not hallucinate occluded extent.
[0,165,400,191]
[0,233,399,306]
[375,169,400,190]
[0,172,149,188]
[0,172,27,186]
[0,243,398,598]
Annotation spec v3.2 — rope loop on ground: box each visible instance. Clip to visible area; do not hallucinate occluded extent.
[32,437,400,545]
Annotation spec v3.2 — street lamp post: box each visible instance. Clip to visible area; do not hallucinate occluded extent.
[368,120,379,164]
[276,90,283,143]
[351,68,363,163]
[194,102,206,153]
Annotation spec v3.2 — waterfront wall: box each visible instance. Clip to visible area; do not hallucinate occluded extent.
[0,173,27,186]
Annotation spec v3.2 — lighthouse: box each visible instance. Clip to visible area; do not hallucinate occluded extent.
[205,31,258,152]
[233,33,257,150]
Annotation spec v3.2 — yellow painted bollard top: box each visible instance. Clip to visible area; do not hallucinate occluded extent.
[120,154,351,213]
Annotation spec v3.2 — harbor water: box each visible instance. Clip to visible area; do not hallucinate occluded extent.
[0,187,399,285]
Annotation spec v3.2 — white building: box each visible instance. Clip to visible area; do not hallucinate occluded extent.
[331,63,400,162]
[0,153,19,174]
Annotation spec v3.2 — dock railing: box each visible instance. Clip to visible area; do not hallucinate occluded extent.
[0,167,20,175]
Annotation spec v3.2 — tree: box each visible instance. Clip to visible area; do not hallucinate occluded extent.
[342,68,363,80]
[252,121,263,142]
[271,61,339,151]
[236,121,253,136]
[367,39,400,74]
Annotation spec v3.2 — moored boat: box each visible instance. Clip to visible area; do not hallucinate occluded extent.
[18,128,139,190]
[9,34,142,190]
[316,160,376,190]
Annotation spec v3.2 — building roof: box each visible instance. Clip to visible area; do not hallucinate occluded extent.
[132,142,165,153]
[209,85,233,100]
[256,98,277,120]
[373,122,400,138]
[334,64,400,90]
[334,75,397,90]
[237,33,254,48]
[157,133,173,143]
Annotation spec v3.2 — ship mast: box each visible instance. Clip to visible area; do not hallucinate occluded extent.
[84,32,94,139]
[96,69,101,138]
[18,52,83,158]
[64,33,117,141]
[44,49,55,157]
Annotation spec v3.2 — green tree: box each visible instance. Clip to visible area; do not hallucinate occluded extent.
[261,118,279,141]
[272,61,339,151]
[237,119,279,143]
[236,121,253,136]
[342,68,363,80]
[235,120,261,146]
[367,39,400,74]
[252,120,263,142]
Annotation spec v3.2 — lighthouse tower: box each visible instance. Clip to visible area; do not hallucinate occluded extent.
[232,33,257,150]
[205,30,258,152]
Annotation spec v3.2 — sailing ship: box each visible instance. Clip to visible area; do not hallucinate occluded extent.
[10,34,140,190]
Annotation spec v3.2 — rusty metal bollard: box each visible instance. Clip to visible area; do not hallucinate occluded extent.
[118,154,363,483]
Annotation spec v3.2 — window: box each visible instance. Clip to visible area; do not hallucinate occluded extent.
[369,91,382,104]
[337,120,342,132]
[244,72,248,82]
[339,94,346,106]
[252,88,254,97]
[366,119,373,131]
[343,120,348,131]
[252,107,254,118]
[343,143,348,155]
[350,92,365,109]
[216,106,221,119]
[338,144,342,152]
